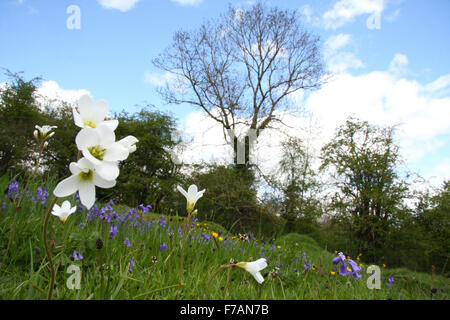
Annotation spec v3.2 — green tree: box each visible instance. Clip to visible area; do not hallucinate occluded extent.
[188,164,284,238]
[108,108,182,210]
[0,71,46,177]
[277,137,321,234]
[42,103,79,181]
[320,117,409,260]
[413,181,450,274]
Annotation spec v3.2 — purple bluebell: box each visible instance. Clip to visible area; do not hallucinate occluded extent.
[139,204,152,213]
[6,181,19,199]
[332,252,362,280]
[109,224,118,239]
[159,216,166,228]
[128,258,135,273]
[201,233,211,243]
[159,242,168,251]
[35,187,49,205]
[386,276,394,289]
[72,251,83,261]
[123,238,131,247]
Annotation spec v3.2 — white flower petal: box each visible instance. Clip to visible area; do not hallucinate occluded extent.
[76,127,100,150]
[92,99,108,126]
[252,272,264,284]
[95,162,119,181]
[97,124,116,147]
[78,157,95,171]
[53,175,80,198]
[103,143,129,162]
[73,108,85,128]
[61,200,71,211]
[77,95,95,119]
[79,181,96,210]
[177,185,188,198]
[93,173,116,189]
[69,162,81,175]
[102,119,119,131]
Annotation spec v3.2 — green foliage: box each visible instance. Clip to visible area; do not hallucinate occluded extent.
[108,108,182,210]
[1,181,448,300]
[320,117,409,261]
[276,137,322,234]
[43,104,79,180]
[188,164,284,238]
[0,71,46,177]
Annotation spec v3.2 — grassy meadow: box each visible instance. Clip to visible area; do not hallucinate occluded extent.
[0,176,448,300]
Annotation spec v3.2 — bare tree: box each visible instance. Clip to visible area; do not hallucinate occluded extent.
[153,2,325,162]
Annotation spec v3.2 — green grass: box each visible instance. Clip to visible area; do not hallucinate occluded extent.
[0,178,448,300]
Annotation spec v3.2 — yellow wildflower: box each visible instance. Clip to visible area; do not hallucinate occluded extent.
[212,232,218,238]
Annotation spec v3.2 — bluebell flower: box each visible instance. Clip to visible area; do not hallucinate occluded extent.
[72,251,83,261]
[109,224,118,239]
[123,237,131,247]
[6,181,19,199]
[128,258,135,273]
[386,276,394,289]
[159,216,166,228]
[201,233,210,243]
[332,252,362,280]
[159,242,168,251]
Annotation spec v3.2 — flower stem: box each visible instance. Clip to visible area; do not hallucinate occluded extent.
[204,264,235,298]
[42,197,58,300]
[179,212,191,286]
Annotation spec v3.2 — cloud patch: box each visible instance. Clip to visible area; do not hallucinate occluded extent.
[170,0,204,6]
[323,0,385,30]
[97,0,141,12]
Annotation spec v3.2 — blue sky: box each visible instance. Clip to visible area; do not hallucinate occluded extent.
[1,0,449,187]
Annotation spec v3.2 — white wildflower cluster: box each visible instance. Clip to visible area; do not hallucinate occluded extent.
[53,95,138,210]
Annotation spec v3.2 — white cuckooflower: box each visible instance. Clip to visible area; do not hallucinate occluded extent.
[75,125,129,181]
[51,200,77,223]
[72,95,118,131]
[53,157,116,210]
[236,258,268,284]
[177,184,205,214]
[34,125,57,140]
[117,135,139,154]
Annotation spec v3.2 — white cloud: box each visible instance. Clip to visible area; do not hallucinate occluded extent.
[430,159,450,182]
[97,0,141,12]
[325,34,352,52]
[144,71,187,92]
[170,0,204,6]
[324,34,364,73]
[176,53,450,189]
[323,0,385,29]
[35,80,91,108]
[389,53,408,76]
